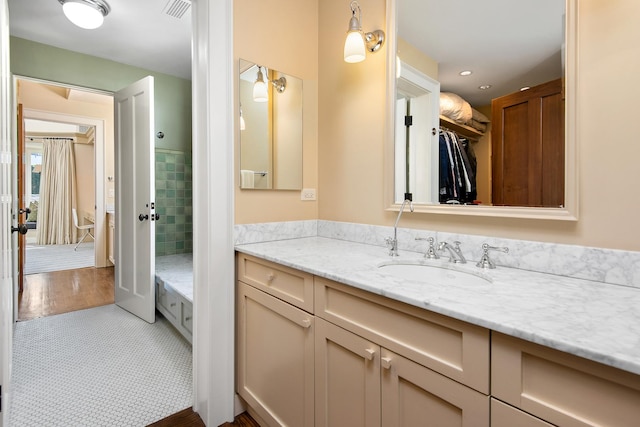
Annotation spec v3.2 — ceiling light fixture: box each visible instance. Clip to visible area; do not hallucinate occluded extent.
[343,1,385,63]
[58,0,111,30]
[478,84,492,90]
[459,70,472,76]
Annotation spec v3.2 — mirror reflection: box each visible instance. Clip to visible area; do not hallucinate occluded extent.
[394,0,567,209]
[239,59,303,190]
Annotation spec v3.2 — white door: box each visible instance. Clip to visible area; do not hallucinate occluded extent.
[114,76,156,323]
[0,0,13,423]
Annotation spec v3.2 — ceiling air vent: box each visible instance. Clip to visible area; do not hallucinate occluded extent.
[163,0,191,19]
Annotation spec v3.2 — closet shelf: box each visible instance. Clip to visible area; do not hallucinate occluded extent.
[439,115,484,141]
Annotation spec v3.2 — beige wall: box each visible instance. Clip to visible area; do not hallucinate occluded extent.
[316,0,640,252]
[18,79,114,212]
[234,0,319,223]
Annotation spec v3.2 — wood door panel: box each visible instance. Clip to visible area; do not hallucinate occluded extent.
[492,79,564,207]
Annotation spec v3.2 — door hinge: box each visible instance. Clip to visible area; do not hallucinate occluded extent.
[404,115,413,127]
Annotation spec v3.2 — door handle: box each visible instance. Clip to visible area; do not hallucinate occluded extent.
[19,207,31,215]
[11,224,28,235]
[138,214,149,222]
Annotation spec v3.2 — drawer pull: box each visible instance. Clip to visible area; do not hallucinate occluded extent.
[267,272,276,283]
[381,357,392,370]
[170,302,176,307]
[364,348,376,360]
[301,318,312,328]
[185,316,192,322]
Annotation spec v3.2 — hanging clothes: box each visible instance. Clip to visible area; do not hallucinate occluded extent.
[438,130,477,204]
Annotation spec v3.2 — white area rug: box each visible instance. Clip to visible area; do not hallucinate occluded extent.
[9,305,192,426]
[25,242,94,275]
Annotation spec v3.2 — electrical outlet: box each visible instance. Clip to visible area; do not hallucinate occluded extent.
[301,188,316,201]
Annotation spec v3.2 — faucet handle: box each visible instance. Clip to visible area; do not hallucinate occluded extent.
[476,243,509,269]
[416,236,439,259]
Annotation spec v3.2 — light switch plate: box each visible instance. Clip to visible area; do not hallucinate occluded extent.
[301,188,316,201]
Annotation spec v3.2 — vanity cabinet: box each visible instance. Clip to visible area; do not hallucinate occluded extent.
[236,259,315,427]
[490,399,553,427]
[492,332,640,427]
[236,253,490,427]
[314,278,489,427]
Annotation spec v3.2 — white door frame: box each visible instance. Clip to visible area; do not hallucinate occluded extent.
[191,0,235,424]
[17,104,108,269]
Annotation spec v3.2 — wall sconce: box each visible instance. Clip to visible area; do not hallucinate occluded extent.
[58,0,111,30]
[343,0,385,63]
[253,66,287,102]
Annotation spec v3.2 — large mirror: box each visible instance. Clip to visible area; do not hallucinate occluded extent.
[388,0,577,219]
[239,59,303,190]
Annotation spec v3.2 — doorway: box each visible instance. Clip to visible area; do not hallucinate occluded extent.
[16,78,114,321]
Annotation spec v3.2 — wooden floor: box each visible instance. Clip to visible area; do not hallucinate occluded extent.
[147,408,259,427]
[18,267,115,321]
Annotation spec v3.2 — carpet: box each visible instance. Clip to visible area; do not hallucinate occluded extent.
[25,242,94,275]
[9,304,193,426]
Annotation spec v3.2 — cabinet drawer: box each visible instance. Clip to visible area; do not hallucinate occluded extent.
[181,300,193,335]
[492,332,640,427]
[237,253,314,313]
[156,281,178,320]
[491,399,553,427]
[315,277,489,393]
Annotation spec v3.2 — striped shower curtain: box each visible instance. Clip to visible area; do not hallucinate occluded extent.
[36,138,78,245]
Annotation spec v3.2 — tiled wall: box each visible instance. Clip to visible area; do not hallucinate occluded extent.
[155,149,192,256]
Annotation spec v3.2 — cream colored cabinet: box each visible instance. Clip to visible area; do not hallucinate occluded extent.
[381,348,488,426]
[492,332,640,427]
[315,317,381,426]
[314,277,490,394]
[107,212,115,265]
[490,399,554,427]
[237,281,315,427]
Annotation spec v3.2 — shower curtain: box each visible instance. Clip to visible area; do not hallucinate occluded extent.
[36,138,78,245]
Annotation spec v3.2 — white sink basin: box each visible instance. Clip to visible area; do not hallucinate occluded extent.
[378,262,491,285]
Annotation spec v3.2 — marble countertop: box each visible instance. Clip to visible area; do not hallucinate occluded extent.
[236,236,640,376]
[155,253,193,302]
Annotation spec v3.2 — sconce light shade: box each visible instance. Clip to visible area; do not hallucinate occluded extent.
[59,0,111,30]
[344,31,366,63]
[253,67,268,102]
[343,1,385,63]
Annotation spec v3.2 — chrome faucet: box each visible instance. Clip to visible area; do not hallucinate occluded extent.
[476,243,509,269]
[385,199,414,256]
[416,236,440,259]
[438,241,466,263]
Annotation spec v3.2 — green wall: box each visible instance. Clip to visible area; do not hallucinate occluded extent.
[10,37,192,152]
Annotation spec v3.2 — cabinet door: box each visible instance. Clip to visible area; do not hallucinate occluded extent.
[237,282,314,427]
[381,348,489,427]
[315,318,381,427]
[492,332,640,427]
[491,399,553,427]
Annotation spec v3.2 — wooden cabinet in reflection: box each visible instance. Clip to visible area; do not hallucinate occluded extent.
[491,78,564,207]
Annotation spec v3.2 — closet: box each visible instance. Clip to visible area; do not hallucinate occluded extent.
[438,116,483,205]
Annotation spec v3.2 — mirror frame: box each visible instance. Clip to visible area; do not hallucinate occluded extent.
[384,0,578,220]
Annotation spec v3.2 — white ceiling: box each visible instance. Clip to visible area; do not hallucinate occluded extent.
[399,0,565,106]
[8,0,192,79]
[9,0,564,106]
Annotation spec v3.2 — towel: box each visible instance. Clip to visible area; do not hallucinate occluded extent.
[240,170,254,188]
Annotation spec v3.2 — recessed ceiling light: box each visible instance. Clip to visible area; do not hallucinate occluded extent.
[478,85,492,90]
[520,86,531,91]
[459,70,472,76]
